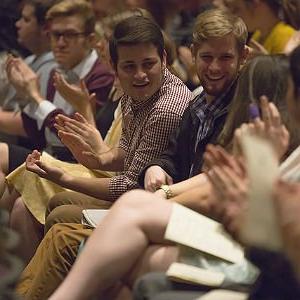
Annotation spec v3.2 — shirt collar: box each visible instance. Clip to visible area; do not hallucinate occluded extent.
[192,78,237,121]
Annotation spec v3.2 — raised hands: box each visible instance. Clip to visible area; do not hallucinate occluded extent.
[26,150,67,184]
[234,96,290,160]
[53,72,96,124]
[55,113,109,169]
[6,55,42,104]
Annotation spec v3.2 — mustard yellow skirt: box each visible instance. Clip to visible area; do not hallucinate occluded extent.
[6,152,115,224]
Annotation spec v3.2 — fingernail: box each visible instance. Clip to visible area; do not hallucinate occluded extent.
[249,103,260,119]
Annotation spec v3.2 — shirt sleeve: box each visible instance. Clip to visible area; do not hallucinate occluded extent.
[35,100,57,129]
[108,109,183,200]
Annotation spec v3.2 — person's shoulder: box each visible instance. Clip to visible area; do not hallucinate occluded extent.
[155,70,193,113]
[274,22,295,35]
[268,22,296,53]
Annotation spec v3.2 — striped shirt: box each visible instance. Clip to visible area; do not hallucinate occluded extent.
[108,69,193,200]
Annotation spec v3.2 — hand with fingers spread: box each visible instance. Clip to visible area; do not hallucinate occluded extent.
[204,144,248,240]
[144,165,173,192]
[233,96,290,160]
[26,150,69,184]
[55,113,109,169]
[55,113,107,153]
[53,72,96,123]
[258,96,290,159]
[6,55,42,103]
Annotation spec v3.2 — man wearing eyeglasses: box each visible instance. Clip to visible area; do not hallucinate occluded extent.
[0,0,114,262]
[4,0,114,172]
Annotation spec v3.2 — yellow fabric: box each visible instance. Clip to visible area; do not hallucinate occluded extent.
[6,104,122,225]
[252,22,295,54]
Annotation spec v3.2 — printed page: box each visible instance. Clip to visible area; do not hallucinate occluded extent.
[81,209,109,228]
[280,146,300,182]
[166,262,224,286]
[165,203,244,264]
[240,134,282,251]
[197,290,248,300]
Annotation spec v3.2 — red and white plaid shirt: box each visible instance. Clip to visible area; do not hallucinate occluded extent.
[108,69,192,200]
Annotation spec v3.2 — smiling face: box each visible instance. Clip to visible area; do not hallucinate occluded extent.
[49,15,94,70]
[192,33,247,103]
[115,42,166,102]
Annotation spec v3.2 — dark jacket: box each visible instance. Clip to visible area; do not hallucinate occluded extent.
[138,83,236,186]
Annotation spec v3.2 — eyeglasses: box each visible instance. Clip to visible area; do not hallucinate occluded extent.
[48,30,87,42]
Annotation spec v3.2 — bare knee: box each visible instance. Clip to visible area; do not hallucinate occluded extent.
[45,205,83,233]
[116,190,156,212]
[46,192,74,218]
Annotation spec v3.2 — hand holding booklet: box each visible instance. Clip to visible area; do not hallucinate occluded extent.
[164,133,293,287]
[164,203,254,287]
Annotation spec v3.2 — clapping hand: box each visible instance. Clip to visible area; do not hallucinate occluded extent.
[204,144,248,240]
[234,96,290,160]
[6,55,42,103]
[53,72,96,121]
[55,113,108,169]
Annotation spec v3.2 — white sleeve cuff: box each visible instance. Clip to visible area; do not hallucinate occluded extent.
[35,100,57,129]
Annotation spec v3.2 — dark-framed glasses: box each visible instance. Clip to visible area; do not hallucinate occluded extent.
[48,30,88,42]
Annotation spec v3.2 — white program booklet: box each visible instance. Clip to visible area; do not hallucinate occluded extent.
[81,209,109,228]
[197,290,248,300]
[240,134,282,251]
[164,203,244,264]
[166,262,225,287]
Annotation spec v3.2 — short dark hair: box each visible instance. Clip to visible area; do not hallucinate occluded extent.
[25,0,60,26]
[109,16,164,66]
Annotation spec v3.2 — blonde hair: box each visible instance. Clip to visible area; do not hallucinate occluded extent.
[46,0,95,33]
[193,8,248,53]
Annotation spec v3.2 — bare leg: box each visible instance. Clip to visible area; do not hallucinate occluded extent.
[49,190,175,300]
[10,197,43,264]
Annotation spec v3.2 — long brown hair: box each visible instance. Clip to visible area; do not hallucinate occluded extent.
[217,54,300,153]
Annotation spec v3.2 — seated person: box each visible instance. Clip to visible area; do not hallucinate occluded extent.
[225,0,296,54]
[6,14,192,264]
[2,0,114,173]
[17,48,300,299]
